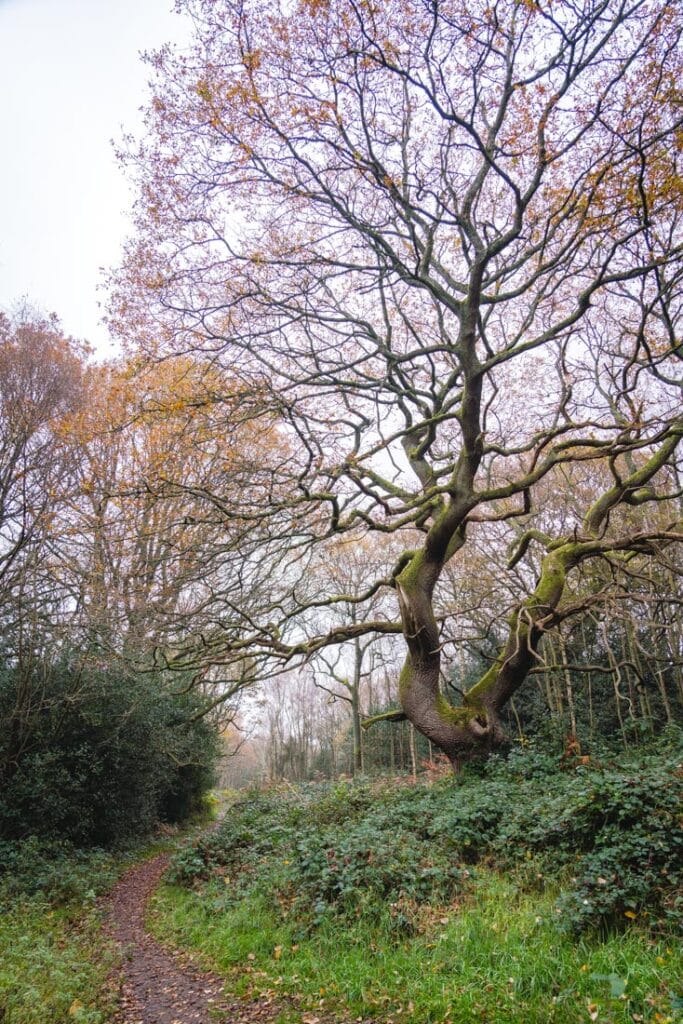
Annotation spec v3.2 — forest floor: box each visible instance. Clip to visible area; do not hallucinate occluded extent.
[105,849,347,1024]
[143,760,682,1024]
[3,750,679,1024]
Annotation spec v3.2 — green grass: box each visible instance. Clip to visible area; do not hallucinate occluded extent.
[149,867,682,1023]
[149,753,683,1022]
[0,893,118,1024]
[0,832,197,1023]
[0,838,125,1024]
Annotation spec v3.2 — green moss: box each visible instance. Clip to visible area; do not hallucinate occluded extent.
[465,657,504,704]
[528,545,576,611]
[361,708,407,730]
[435,692,481,726]
[583,425,682,535]
[397,550,426,594]
[528,567,563,611]
[465,546,576,705]
[398,657,413,701]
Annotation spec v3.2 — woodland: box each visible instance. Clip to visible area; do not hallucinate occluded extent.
[0,0,682,1021]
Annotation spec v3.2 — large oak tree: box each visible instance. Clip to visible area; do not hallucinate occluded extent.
[112,0,682,765]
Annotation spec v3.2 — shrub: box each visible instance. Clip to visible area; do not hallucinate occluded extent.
[0,837,116,904]
[0,658,220,848]
[168,743,682,936]
[288,820,463,923]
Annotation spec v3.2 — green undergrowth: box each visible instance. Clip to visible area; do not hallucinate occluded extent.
[0,824,202,1023]
[150,744,683,1023]
[0,842,120,1023]
[0,893,117,1024]
[151,870,681,1023]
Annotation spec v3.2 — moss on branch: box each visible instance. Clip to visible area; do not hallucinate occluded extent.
[361,708,408,731]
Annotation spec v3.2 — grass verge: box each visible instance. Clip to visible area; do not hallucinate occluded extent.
[0,875,118,1023]
[0,830,202,1023]
[149,867,682,1024]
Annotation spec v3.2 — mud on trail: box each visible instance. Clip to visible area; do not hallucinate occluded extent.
[104,853,282,1024]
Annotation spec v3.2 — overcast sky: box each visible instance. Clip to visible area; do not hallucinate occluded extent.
[0,0,189,354]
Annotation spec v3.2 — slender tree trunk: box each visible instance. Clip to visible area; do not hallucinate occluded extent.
[559,633,578,742]
[409,724,417,780]
[351,639,363,775]
[581,621,595,736]
[656,668,673,725]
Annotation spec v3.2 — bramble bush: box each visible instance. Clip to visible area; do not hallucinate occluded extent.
[288,819,464,924]
[169,741,682,936]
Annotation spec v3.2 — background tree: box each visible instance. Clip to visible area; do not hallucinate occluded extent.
[0,310,85,651]
[0,317,223,845]
[0,311,87,795]
[311,536,401,774]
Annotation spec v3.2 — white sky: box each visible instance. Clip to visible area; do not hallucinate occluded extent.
[0,0,189,355]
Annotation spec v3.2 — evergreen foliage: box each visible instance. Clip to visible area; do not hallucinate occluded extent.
[0,657,219,849]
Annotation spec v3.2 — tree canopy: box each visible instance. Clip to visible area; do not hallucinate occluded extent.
[109,0,683,764]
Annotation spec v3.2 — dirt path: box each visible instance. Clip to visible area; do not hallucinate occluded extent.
[104,850,343,1024]
[105,853,233,1024]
